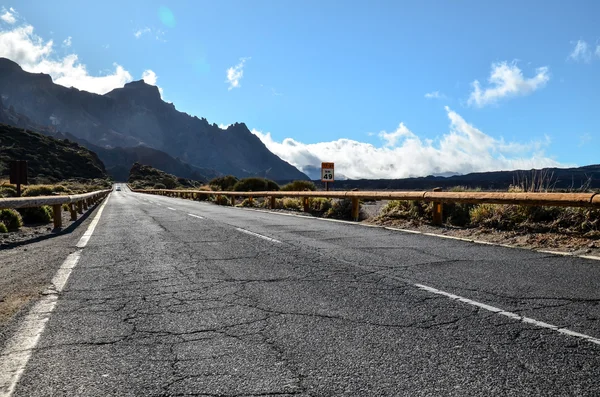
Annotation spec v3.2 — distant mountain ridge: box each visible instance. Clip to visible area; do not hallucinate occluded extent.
[322,165,600,191]
[0,96,216,182]
[0,58,308,181]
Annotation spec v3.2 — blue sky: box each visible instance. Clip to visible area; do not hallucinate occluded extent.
[0,0,598,179]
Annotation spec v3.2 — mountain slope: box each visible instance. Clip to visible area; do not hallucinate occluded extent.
[0,123,107,181]
[0,58,308,180]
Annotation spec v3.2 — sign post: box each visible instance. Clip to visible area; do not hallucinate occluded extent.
[9,160,28,197]
[321,162,334,191]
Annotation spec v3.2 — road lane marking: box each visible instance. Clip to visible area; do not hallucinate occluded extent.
[76,195,110,248]
[167,207,176,211]
[0,194,109,396]
[235,228,281,243]
[188,214,204,219]
[415,283,600,346]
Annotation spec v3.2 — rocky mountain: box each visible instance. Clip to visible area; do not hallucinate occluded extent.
[0,58,308,181]
[0,123,107,181]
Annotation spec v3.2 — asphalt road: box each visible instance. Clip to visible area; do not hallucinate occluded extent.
[3,185,600,396]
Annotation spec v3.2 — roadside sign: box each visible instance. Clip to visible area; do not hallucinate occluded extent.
[321,162,334,182]
[9,160,28,197]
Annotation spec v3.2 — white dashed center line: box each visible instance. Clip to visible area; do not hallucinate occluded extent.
[188,214,204,219]
[235,228,281,243]
[167,207,176,211]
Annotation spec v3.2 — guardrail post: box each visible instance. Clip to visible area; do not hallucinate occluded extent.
[432,187,443,226]
[82,199,89,210]
[303,197,309,212]
[249,196,253,205]
[230,196,236,206]
[351,198,360,221]
[270,196,276,209]
[69,203,77,220]
[77,201,83,214]
[52,204,62,229]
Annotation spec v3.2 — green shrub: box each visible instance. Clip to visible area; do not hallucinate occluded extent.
[444,202,474,227]
[18,206,53,224]
[153,183,167,189]
[214,195,229,205]
[209,175,239,191]
[280,180,316,191]
[378,200,431,221]
[0,186,18,198]
[0,222,7,233]
[22,185,55,197]
[233,177,280,192]
[0,209,23,231]
[282,198,302,211]
[238,198,256,207]
[324,198,363,220]
[309,197,332,213]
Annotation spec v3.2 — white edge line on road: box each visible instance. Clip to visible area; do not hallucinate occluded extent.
[135,194,600,262]
[188,214,204,219]
[414,283,600,346]
[235,227,281,243]
[0,194,109,397]
[76,194,110,248]
[167,207,176,211]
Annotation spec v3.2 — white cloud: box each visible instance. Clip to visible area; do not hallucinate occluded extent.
[251,107,563,179]
[0,20,133,94]
[569,40,592,63]
[468,62,549,108]
[134,27,151,39]
[1,7,16,24]
[596,45,600,58]
[424,91,445,99]
[141,69,164,97]
[378,123,413,147]
[226,57,249,90]
[63,36,72,47]
[218,123,232,130]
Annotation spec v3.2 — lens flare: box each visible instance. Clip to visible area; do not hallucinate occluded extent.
[158,6,175,28]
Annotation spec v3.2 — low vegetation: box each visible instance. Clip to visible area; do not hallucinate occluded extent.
[0,180,109,231]
[375,184,600,236]
[0,209,23,232]
[280,180,316,191]
[209,175,239,191]
[128,162,204,190]
[232,177,279,192]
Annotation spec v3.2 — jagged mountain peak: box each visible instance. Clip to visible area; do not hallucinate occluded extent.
[105,80,162,102]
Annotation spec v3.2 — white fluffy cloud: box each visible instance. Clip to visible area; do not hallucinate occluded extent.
[468,62,549,108]
[0,16,157,95]
[62,36,72,47]
[226,57,249,90]
[251,107,563,179]
[0,7,16,24]
[142,69,164,97]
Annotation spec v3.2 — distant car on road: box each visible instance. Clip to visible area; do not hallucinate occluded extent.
[116,186,121,191]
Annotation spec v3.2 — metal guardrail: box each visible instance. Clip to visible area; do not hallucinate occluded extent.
[0,189,111,229]
[130,188,600,223]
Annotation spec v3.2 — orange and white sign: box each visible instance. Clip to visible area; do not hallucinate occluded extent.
[321,162,334,182]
